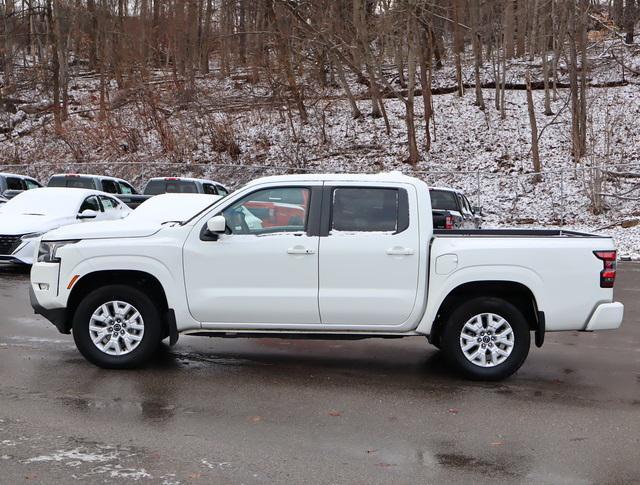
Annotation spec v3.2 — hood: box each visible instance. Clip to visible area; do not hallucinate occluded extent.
[43,218,163,241]
[0,213,74,236]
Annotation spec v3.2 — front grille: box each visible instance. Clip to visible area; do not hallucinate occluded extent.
[0,235,22,255]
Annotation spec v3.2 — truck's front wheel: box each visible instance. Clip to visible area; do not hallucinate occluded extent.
[72,285,162,369]
[441,297,530,381]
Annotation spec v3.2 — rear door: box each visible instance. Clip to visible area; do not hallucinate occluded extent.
[318,183,420,326]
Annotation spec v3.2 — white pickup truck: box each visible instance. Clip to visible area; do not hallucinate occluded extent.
[29,174,624,380]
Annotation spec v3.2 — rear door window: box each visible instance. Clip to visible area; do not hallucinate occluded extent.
[216,185,229,197]
[331,188,398,232]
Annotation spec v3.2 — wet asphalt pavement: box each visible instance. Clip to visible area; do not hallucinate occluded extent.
[0,265,639,484]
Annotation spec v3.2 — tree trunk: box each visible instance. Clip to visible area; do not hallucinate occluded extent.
[452,0,464,97]
[526,70,542,178]
[624,0,636,44]
[504,0,515,58]
[418,27,433,151]
[333,53,362,120]
[470,0,485,109]
[405,13,419,166]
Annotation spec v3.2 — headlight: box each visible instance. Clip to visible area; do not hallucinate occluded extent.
[37,240,79,263]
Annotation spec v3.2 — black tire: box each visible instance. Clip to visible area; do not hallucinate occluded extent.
[72,284,163,369]
[440,297,530,381]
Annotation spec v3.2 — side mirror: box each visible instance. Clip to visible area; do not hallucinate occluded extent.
[472,206,483,216]
[206,215,227,234]
[77,209,98,220]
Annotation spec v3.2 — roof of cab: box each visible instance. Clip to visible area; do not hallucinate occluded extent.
[10,187,115,200]
[429,186,464,193]
[0,172,39,180]
[146,176,226,186]
[245,172,422,187]
[49,173,129,183]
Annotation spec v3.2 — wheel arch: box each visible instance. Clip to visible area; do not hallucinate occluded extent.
[65,270,170,335]
[427,280,542,348]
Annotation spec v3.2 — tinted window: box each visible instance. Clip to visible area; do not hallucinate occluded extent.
[48,176,96,189]
[6,177,25,190]
[101,179,118,194]
[203,183,217,195]
[166,181,197,193]
[25,179,41,190]
[223,187,309,235]
[216,185,229,197]
[331,188,398,232]
[80,196,101,212]
[430,190,459,211]
[118,182,134,194]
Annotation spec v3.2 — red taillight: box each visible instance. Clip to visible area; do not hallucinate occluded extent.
[594,250,617,288]
[445,215,453,230]
[165,177,180,181]
[65,174,80,177]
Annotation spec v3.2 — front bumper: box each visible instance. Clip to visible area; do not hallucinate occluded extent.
[584,302,624,331]
[29,285,70,334]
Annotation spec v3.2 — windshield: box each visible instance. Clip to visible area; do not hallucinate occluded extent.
[132,194,222,222]
[430,190,459,212]
[1,189,80,215]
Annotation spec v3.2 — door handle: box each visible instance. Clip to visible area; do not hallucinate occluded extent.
[386,247,414,256]
[287,246,315,255]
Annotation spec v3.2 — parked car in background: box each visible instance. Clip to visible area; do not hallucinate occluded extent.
[0,188,130,265]
[47,174,150,209]
[0,194,7,206]
[0,173,42,199]
[143,177,230,197]
[430,187,482,229]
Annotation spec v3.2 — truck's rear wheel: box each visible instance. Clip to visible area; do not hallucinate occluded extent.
[72,285,162,369]
[441,297,530,381]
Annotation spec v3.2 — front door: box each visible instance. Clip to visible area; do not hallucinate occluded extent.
[318,184,420,326]
[183,185,321,325]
